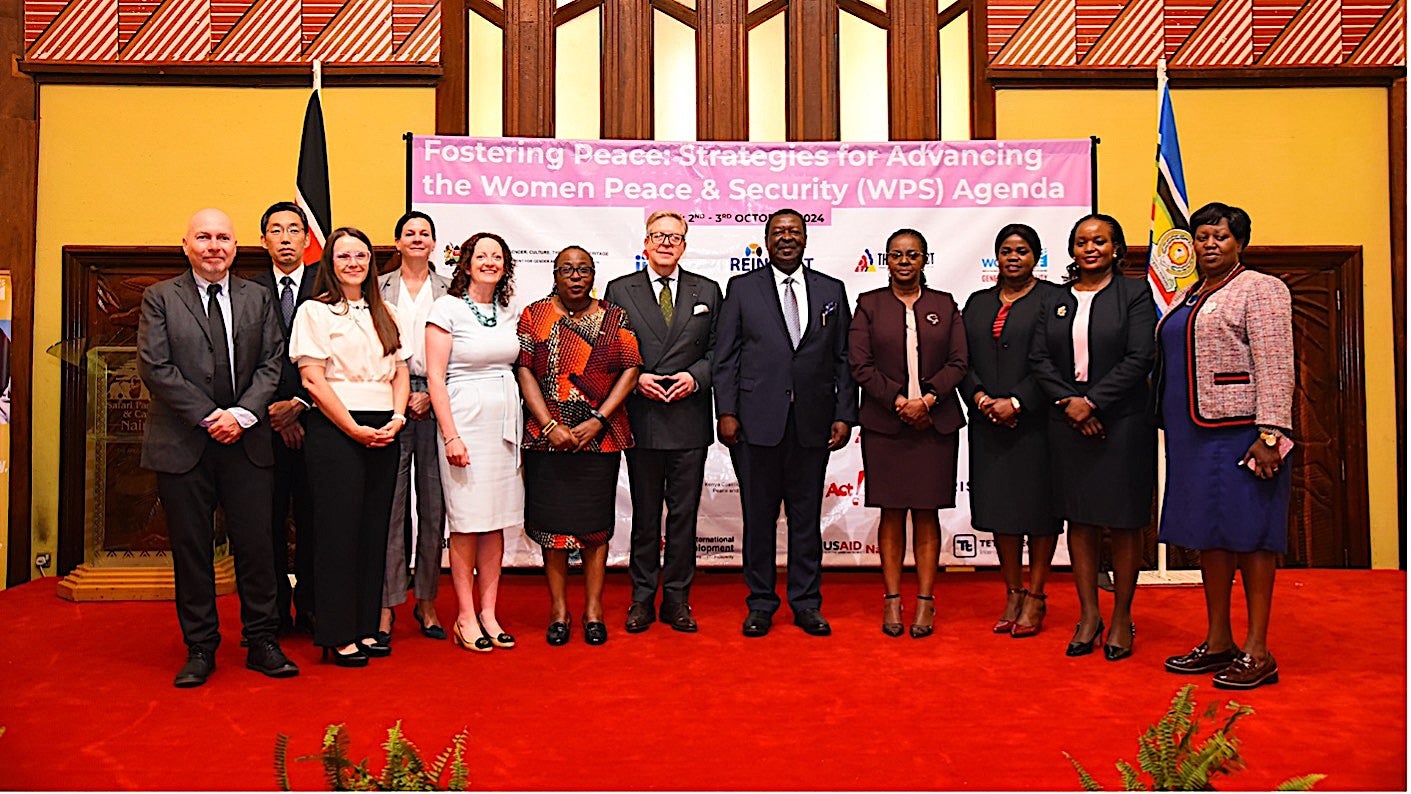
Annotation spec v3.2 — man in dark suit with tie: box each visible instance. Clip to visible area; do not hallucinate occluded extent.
[714,208,857,637]
[604,210,722,634]
[138,208,299,687]
[247,201,318,635]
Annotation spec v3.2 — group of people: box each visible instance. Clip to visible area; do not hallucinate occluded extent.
[138,200,1292,693]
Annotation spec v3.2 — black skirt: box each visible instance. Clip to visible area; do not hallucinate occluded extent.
[522,450,621,539]
[860,427,959,509]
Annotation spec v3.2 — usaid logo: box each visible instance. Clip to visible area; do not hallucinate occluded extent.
[634,252,649,271]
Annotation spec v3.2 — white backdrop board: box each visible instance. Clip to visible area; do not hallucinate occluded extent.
[408,136,1093,567]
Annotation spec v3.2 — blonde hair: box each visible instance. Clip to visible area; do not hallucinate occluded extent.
[645,210,689,234]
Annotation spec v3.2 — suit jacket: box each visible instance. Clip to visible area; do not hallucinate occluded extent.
[713,264,858,448]
[1153,267,1294,431]
[248,264,318,404]
[378,267,451,386]
[137,270,284,474]
[603,268,722,449]
[960,280,1060,427]
[1029,274,1156,418]
[849,287,967,436]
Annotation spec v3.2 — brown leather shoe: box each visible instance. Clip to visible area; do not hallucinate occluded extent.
[1213,652,1279,690]
[1165,642,1242,674]
[661,602,698,633]
[625,601,655,633]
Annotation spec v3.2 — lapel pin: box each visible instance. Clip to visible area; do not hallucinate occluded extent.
[925,312,940,325]
[1056,305,1068,318]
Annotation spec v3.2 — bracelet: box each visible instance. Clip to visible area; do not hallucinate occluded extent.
[541,419,560,434]
[589,407,609,423]
[445,436,460,445]
[391,413,407,423]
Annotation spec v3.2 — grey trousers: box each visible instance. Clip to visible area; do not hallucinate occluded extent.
[382,411,446,607]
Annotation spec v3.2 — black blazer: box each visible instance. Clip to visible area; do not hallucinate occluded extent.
[248,264,318,404]
[713,265,858,448]
[960,279,1060,427]
[603,268,722,450]
[137,270,284,473]
[1029,274,1157,419]
[849,287,967,436]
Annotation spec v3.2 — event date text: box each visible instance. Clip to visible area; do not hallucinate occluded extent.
[702,212,828,225]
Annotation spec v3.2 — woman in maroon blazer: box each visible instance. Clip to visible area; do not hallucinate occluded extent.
[849,228,968,639]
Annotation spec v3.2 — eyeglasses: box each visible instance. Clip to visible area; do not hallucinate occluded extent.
[556,265,595,276]
[334,252,372,263]
[647,232,686,245]
[887,251,925,262]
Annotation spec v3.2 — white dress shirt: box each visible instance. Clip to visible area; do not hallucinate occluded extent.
[190,270,256,428]
[770,264,810,336]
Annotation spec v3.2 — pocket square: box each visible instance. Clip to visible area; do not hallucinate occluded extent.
[692,303,710,315]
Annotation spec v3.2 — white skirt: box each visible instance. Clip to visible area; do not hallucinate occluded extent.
[437,370,525,534]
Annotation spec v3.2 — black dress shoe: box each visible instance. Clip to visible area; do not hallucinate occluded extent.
[742,609,773,637]
[1104,623,1136,662]
[414,604,447,640]
[661,602,698,633]
[1065,619,1105,657]
[322,645,369,668]
[547,616,572,646]
[246,638,300,678]
[793,608,832,636]
[583,618,608,646]
[1165,642,1241,674]
[174,647,215,688]
[357,636,392,657]
[625,601,655,633]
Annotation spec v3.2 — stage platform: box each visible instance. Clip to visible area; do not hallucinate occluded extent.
[0,568,1404,790]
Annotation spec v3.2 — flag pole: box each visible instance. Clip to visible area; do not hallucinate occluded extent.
[313,59,322,93]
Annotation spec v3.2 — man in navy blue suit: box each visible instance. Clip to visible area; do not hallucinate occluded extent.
[713,209,857,637]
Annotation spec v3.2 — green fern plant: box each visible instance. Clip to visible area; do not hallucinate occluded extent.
[274,721,470,791]
[1064,685,1326,791]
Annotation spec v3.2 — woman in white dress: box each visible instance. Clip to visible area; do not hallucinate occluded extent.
[425,232,523,652]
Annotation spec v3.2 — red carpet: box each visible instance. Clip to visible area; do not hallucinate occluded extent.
[0,569,1404,790]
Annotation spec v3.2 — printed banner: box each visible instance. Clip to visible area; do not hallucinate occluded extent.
[1,273,11,572]
[410,136,1094,568]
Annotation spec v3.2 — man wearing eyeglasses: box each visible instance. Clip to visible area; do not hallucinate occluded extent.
[604,211,722,633]
[247,201,319,636]
[138,208,299,687]
[714,208,857,638]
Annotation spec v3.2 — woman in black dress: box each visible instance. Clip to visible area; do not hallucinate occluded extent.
[1030,214,1156,662]
[849,228,968,638]
[961,224,1063,638]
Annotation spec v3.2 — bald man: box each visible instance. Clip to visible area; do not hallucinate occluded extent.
[138,208,299,687]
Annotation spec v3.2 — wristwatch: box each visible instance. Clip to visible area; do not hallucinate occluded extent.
[589,407,609,423]
[1259,429,1281,447]
[1009,397,1022,413]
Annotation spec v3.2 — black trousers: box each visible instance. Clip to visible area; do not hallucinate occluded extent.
[303,410,397,648]
[625,446,707,605]
[156,439,278,651]
[729,409,829,614]
[270,426,316,623]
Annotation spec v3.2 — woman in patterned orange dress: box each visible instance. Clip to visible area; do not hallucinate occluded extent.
[515,246,642,647]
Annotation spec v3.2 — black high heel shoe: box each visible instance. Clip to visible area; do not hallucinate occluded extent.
[414,603,447,640]
[480,615,516,649]
[1065,618,1105,657]
[1104,623,1136,662]
[882,593,903,637]
[909,595,935,639]
[546,614,572,646]
[322,645,369,668]
[357,636,392,657]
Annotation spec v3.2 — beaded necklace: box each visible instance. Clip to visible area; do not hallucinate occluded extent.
[463,294,497,327]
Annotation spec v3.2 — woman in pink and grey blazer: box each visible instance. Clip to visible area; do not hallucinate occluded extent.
[1154,202,1293,692]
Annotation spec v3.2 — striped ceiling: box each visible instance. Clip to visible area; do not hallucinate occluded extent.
[22,0,1406,66]
[989,0,1404,67]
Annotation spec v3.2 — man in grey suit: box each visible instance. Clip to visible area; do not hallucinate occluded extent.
[247,201,318,635]
[714,208,857,638]
[604,210,722,633]
[376,210,452,641]
[138,208,299,687]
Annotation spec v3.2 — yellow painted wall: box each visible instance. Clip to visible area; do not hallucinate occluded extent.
[999,87,1398,567]
[25,84,435,575]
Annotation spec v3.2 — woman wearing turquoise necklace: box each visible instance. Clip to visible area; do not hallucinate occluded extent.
[425,232,524,653]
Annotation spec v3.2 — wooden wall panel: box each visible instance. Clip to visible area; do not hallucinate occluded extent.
[887,0,938,140]
[503,0,554,136]
[602,0,653,139]
[786,0,838,140]
[697,0,747,140]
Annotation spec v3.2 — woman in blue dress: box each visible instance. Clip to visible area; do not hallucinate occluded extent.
[1155,202,1294,691]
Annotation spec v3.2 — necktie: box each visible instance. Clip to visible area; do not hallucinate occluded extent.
[782,277,802,349]
[658,277,674,325]
[207,283,236,406]
[280,276,295,327]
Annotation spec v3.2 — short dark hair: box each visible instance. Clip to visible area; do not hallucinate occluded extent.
[1189,202,1252,248]
[766,208,806,235]
[1064,213,1128,282]
[994,223,1041,259]
[394,210,437,240]
[887,228,928,256]
[259,202,307,234]
[451,232,516,308]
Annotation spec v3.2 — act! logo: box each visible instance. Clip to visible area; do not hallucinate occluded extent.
[634,252,649,271]
[825,471,866,506]
[855,249,879,272]
[729,243,768,271]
